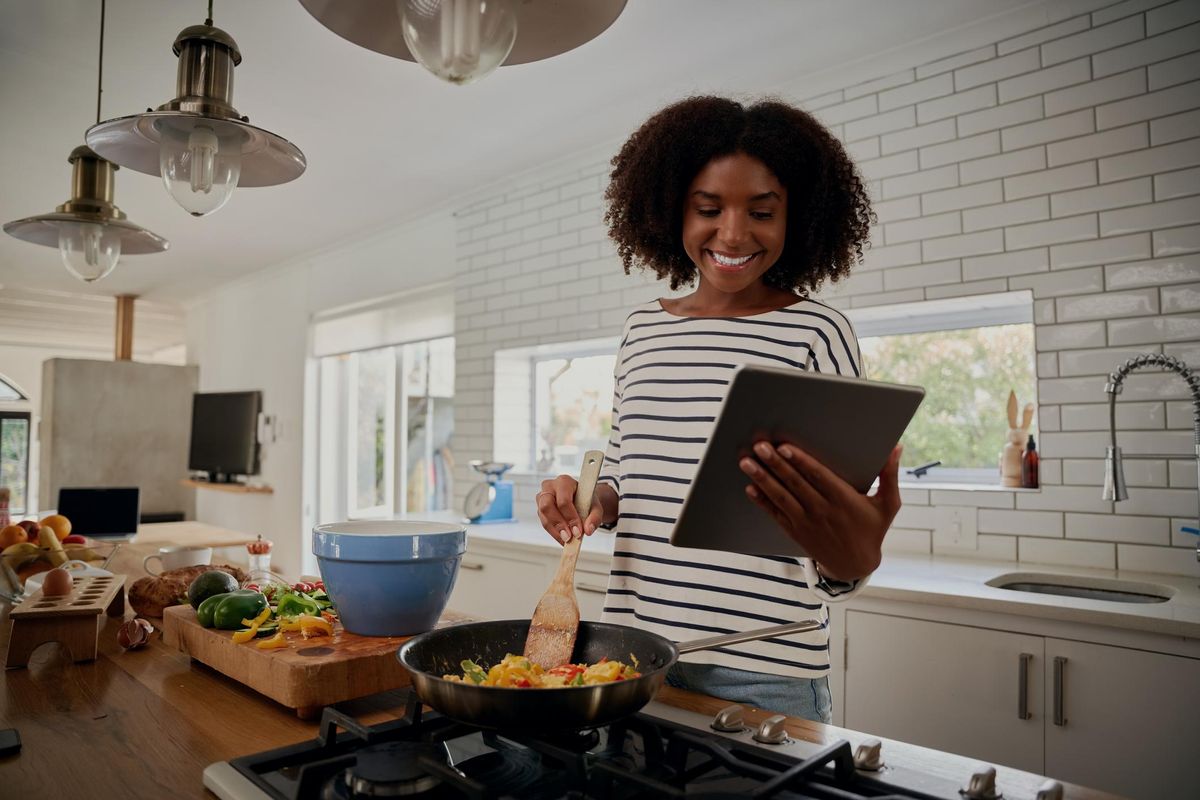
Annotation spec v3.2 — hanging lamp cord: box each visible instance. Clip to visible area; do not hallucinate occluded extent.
[206,0,214,27]
[96,0,105,124]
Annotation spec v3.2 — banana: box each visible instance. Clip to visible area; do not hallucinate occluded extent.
[2,542,41,571]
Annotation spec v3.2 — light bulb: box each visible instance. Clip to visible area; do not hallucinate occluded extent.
[401,0,517,85]
[59,222,121,282]
[158,123,242,216]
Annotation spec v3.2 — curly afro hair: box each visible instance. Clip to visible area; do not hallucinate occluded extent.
[604,95,873,294]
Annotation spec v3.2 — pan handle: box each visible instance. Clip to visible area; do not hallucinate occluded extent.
[676,619,825,655]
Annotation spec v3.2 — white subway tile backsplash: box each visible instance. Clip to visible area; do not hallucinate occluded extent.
[817,94,879,126]
[963,247,1050,281]
[928,490,1015,509]
[1046,123,1149,166]
[850,288,926,307]
[846,69,915,100]
[1097,80,1200,129]
[918,84,997,125]
[859,241,923,271]
[1153,224,1200,256]
[1092,0,1163,26]
[1117,544,1198,576]
[1038,352,1060,377]
[845,137,881,162]
[1013,264,1108,297]
[1003,109,1096,152]
[882,528,933,555]
[1035,320,1108,351]
[1056,286,1159,320]
[920,132,1000,169]
[1058,346,1168,377]
[960,97,1045,139]
[1007,213,1098,250]
[1052,177,1154,218]
[1006,162,1098,201]
[883,259,962,291]
[1037,375,1109,404]
[962,146,1047,184]
[1064,458,1168,487]
[872,196,922,224]
[1059,399,1165,427]
[964,196,1050,232]
[922,229,1005,261]
[1100,137,1200,182]
[1161,281,1200,311]
[1148,1,1200,34]
[1109,312,1200,344]
[1050,231,1151,269]
[859,151,921,182]
[1149,50,1200,90]
[1043,15,1144,66]
[1001,58,1092,104]
[916,45,995,80]
[976,534,1019,561]
[926,278,1010,299]
[1156,166,1200,201]
[1169,460,1198,488]
[1150,108,1200,145]
[877,74,954,112]
[1114,486,1199,516]
[1000,16,1090,55]
[1107,253,1200,287]
[1067,513,1170,544]
[978,508,1064,537]
[845,106,918,142]
[957,47,1041,91]
[1047,69,1149,118]
[1020,537,1116,568]
[923,181,1003,214]
[1039,430,1115,458]
[882,164,959,199]
[1101,196,1200,236]
[1095,22,1200,78]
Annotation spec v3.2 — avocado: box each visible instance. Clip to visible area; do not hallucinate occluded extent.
[187,570,240,609]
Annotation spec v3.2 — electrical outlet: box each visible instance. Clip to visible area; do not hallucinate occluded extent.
[933,506,977,552]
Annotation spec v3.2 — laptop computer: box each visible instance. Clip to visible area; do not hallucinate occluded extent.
[56,487,141,541]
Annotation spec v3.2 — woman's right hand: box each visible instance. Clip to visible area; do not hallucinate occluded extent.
[537,474,605,545]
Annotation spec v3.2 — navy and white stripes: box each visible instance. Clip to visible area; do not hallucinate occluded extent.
[597,298,865,679]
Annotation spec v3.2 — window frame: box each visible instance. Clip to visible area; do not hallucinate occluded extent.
[0,410,32,516]
[847,291,1036,487]
[529,341,618,475]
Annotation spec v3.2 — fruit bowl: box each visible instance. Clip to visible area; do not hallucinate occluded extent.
[3,538,120,587]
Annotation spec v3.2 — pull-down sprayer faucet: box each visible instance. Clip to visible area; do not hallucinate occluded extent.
[1102,353,1200,563]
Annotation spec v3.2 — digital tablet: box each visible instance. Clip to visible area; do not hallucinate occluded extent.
[670,364,925,559]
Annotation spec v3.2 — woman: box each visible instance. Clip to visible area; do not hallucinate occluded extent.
[535,96,902,723]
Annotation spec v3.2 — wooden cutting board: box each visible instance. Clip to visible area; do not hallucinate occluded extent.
[161,604,469,718]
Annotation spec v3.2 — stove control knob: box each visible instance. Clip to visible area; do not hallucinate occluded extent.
[711,704,748,732]
[961,764,1002,800]
[853,738,884,771]
[1036,779,1063,800]
[752,714,789,745]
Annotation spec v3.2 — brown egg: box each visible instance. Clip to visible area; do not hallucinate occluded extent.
[41,567,73,597]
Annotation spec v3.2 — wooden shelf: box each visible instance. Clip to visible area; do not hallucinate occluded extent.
[180,479,273,495]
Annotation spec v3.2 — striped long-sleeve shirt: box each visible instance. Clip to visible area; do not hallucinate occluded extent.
[598,297,868,679]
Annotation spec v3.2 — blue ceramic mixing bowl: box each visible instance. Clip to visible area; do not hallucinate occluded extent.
[312,520,466,636]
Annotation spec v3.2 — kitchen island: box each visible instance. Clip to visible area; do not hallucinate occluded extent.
[0,597,1121,799]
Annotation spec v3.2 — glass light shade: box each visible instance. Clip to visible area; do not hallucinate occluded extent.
[58,221,121,283]
[158,123,242,216]
[400,0,517,85]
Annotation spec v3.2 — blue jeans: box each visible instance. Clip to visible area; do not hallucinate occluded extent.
[665,661,833,724]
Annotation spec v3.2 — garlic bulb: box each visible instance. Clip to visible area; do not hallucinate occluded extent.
[117,617,154,650]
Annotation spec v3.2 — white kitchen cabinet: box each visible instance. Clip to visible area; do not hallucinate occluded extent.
[843,611,1045,773]
[574,567,610,620]
[1043,638,1200,800]
[841,609,1200,800]
[448,552,547,620]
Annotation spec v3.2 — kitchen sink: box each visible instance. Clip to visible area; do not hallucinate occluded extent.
[987,572,1174,604]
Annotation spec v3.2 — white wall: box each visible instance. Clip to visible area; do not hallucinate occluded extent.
[448,0,1200,576]
[184,214,456,577]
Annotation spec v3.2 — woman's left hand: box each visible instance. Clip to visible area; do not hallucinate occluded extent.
[740,442,903,581]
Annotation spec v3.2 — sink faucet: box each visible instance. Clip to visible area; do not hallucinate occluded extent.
[1102,353,1200,564]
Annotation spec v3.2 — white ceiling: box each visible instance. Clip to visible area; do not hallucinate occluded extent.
[1,0,1042,306]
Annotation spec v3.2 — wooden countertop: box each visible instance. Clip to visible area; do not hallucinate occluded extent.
[0,588,1118,798]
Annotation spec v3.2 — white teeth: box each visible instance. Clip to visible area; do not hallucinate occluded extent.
[711,251,753,267]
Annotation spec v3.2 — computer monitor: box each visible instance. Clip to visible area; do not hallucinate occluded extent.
[56,487,141,539]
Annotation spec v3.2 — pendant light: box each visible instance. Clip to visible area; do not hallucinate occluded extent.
[3,0,168,283]
[86,0,306,217]
[298,0,627,86]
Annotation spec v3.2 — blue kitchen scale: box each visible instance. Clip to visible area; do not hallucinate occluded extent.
[462,460,517,524]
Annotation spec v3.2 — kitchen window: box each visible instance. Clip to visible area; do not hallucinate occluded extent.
[848,291,1036,486]
[0,411,31,516]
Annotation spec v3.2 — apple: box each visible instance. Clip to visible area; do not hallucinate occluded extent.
[61,535,87,545]
[16,520,39,538]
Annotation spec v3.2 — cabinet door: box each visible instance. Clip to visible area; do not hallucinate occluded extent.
[448,553,547,620]
[844,611,1045,774]
[1044,638,1200,800]
[574,568,610,621]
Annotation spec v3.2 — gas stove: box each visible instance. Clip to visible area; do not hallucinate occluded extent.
[204,690,1063,799]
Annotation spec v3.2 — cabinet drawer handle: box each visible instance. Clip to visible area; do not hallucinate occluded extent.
[460,562,484,571]
[576,583,607,594]
[1018,652,1032,720]
[1053,656,1067,727]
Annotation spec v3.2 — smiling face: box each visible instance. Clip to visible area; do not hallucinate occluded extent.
[681,152,788,297]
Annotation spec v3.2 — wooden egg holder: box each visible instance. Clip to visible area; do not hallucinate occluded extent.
[5,573,126,668]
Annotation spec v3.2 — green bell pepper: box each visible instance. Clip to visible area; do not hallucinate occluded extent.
[276,591,321,618]
[211,590,269,631]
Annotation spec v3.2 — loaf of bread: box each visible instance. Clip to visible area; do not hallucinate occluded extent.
[128,564,248,617]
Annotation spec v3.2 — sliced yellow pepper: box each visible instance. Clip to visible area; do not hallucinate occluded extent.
[256,631,288,650]
[243,607,272,627]
[277,617,304,631]
[231,606,274,643]
[299,616,333,638]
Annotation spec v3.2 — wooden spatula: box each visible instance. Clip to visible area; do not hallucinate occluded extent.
[524,449,605,669]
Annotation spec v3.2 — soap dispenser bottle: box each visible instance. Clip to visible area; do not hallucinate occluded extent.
[1021,434,1039,489]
